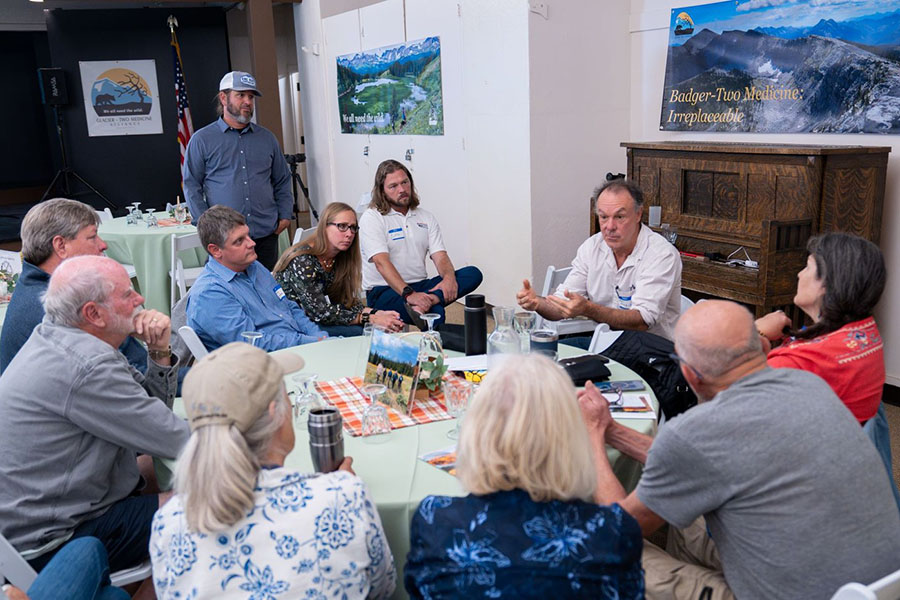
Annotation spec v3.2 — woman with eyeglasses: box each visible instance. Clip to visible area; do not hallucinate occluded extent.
[273,202,405,336]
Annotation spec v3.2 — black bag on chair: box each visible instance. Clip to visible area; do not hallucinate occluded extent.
[601,330,697,420]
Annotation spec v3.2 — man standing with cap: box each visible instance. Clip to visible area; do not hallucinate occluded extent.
[183,71,294,270]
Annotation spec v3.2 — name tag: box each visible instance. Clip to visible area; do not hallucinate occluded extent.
[274,285,286,300]
[388,227,405,241]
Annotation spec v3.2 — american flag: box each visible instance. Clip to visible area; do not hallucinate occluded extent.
[171,30,194,177]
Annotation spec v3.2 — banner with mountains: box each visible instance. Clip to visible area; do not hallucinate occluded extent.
[337,36,443,135]
[661,0,900,134]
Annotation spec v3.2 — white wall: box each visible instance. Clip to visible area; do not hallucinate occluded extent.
[628,0,900,383]
[527,0,631,291]
[294,0,532,306]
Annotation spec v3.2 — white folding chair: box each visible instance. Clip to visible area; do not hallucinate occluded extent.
[0,532,150,589]
[169,233,204,311]
[535,265,597,335]
[177,325,209,360]
[96,209,137,280]
[96,208,113,223]
[587,322,623,354]
[292,227,314,246]
[831,567,900,600]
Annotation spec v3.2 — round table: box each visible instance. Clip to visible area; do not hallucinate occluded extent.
[99,214,206,314]
[100,214,291,314]
[160,338,658,600]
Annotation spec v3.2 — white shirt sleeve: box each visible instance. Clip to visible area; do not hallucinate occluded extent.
[425,211,447,257]
[630,238,681,329]
[359,209,389,263]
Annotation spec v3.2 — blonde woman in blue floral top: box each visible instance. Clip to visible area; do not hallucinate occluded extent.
[405,355,644,599]
[273,202,404,337]
[151,343,396,599]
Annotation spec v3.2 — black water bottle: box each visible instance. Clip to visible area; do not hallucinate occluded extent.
[464,294,487,355]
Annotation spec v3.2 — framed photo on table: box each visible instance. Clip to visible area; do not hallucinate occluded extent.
[362,329,420,414]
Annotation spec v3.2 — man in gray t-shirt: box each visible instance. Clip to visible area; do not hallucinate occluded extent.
[579,300,900,599]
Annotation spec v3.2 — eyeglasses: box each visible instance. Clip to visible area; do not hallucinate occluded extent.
[327,222,359,233]
[668,351,704,381]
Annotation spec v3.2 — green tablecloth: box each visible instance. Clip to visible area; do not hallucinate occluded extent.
[100,214,289,314]
[160,339,658,600]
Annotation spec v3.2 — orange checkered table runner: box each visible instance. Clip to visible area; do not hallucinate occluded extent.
[315,375,471,437]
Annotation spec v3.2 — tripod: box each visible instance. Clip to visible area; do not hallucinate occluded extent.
[285,153,318,222]
[41,105,116,209]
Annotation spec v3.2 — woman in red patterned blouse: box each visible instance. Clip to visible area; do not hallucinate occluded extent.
[755,232,886,423]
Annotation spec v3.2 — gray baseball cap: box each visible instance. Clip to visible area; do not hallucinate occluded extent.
[219,71,262,96]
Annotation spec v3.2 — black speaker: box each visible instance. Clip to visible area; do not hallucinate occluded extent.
[38,68,69,106]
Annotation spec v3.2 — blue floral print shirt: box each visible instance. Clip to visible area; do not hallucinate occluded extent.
[151,468,396,600]
[405,489,644,599]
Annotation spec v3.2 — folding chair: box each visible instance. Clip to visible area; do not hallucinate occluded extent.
[0,532,150,589]
[535,265,597,335]
[169,233,204,311]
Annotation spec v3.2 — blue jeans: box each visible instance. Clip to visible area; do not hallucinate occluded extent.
[864,403,900,517]
[27,537,130,600]
[28,494,158,573]
[366,266,483,326]
[321,323,364,337]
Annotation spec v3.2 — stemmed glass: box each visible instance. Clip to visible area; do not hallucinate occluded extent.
[145,209,159,228]
[445,381,472,440]
[173,204,188,227]
[291,373,320,424]
[361,383,391,438]
[420,313,441,347]
[514,311,537,352]
[132,202,143,221]
[241,331,263,346]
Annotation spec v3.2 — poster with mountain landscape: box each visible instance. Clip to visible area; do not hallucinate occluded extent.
[661,0,900,133]
[79,60,162,137]
[337,36,443,135]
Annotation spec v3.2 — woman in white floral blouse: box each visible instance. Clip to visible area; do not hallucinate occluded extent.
[273,202,404,336]
[150,342,396,599]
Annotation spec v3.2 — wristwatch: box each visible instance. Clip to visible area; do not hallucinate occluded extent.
[401,286,415,299]
[361,311,370,325]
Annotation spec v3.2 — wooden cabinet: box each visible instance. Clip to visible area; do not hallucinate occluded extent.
[600,142,889,321]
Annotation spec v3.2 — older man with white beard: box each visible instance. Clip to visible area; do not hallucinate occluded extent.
[0,255,189,574]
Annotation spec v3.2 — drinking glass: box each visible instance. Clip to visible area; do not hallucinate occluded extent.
[421,313,442,347]
[661,223,678,245]
[445,381,472,440]
[514,311,537,352]
[145,209,158,228]
[361,383,391,437]
[530,326,559,361]
[240,331,263,346]
[173,204,188,227]
[291,373,320,425]
[132,202,143,220]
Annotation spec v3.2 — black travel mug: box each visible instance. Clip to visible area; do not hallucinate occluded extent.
[308,406,344,473]
[464,294,487,355]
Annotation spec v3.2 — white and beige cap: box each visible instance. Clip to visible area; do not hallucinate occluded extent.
[183,342,304,432]
[219,71,262,96]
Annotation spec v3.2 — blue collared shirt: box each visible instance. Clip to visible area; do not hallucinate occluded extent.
[186,256,325,352]
[182,118,294,240]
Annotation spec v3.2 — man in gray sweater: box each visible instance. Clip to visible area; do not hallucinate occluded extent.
[0,255,189,572]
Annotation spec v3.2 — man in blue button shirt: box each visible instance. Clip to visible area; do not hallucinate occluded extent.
[187,205,325,352]
[182,71,293,270]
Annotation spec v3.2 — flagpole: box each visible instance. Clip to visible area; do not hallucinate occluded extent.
[169,14,194,191]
